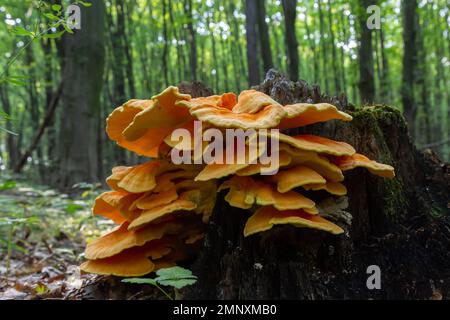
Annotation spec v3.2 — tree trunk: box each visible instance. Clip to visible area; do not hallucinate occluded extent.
[318,0,329,92]
[55,0,105,189]
[0,84,18,169]
[327,1,340,94]
[162,0,169,87]
[401,0,418,139]
[245,0,260,86]
[358,0,375,103]
[281,0,299,82]
[184,0,197,81]
[379,26,391,104]
[256,0,273,73]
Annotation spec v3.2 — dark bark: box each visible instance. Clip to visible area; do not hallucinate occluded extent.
[122,1,136,98]
[379,27,391,103]
[162,0,169,87]
[183,71,450,299]
[55,0,105,189]
[326,1,340,93]
[338,12,348,95]
[245,0,261,86]
[358,0,375,103]
[318,0,329,92]
[401,0,418,138]
[304,9,318,84]
[281,0,299,82]
[184,0,197,80]
[256,0,273,72]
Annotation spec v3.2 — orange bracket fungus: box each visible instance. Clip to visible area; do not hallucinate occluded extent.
[81,86,395,277]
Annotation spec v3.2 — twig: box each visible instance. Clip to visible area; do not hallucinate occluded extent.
[13,81,63,173]
[421,139,450,149]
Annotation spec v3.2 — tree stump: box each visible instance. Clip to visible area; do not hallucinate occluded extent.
[183,70,450,300]
[72,71,449,300]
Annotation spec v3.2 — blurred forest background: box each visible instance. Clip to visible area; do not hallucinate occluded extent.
[0,0,449,190]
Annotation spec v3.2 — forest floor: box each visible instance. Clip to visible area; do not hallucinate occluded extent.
[0,175,110,300]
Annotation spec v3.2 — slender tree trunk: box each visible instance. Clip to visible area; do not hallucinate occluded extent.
[317,0,329,92]
[305,10,318,84]
[245,0,261,86]
[41,38,56,176]
[256,0,273,73]
[55,0,105,189]
[401,0,418,138]
[228,1,247,89]
[184,0,197,80]
[122,1,136,98]
[281,0,299,82]
[379,26,391,103]
[358,0,375,103]
[326,1,340,93]
[218,6,230,92]
[431,5,445,148]
[206,12,220,92]
[162,0,169,87]
[415,4,431,145]
[0,85,18,169]
[338,12,347,95]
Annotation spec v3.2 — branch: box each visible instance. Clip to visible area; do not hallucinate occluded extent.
[421,139,450,150]
[13,81,63,173]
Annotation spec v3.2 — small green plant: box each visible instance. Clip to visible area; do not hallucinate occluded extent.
[122,266,198,300]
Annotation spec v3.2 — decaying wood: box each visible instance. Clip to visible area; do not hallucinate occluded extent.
[74,70,449,300]
[183,70,450,300]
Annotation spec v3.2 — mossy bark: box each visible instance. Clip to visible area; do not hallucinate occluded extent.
[183,70,450,299]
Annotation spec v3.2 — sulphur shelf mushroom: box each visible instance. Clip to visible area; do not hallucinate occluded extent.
[81,86,395,277]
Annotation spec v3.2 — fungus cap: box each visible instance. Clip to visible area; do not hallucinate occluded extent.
[177,92,287,129]
[128,192,197,231]
[244,206,344,237]
[80,251,155,277]
[106,100,168,157]
[272,133,356,157]
[270,165,327,193]
[302,181,348,196]
[219,176,317,212]
[93,191,140,224]
[332,153,395,179]
[280,144,344,182]
[84,221,180,260]
[122,86,192,141]
[279,103,353,129]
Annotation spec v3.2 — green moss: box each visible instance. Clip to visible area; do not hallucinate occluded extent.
[349,105,409,222]
[382,177,408,223]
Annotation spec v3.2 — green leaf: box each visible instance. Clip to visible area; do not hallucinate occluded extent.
[0,238,28,253]
[43,30,66,39]
[65,203,84,214]
[43,13,60,21]
[77,1,93,7]
[122,278,157,286]
[155,267,198,289]
[157,278,197,289]
[0,180,16,191]
[6,78,27,86]
[51,4,62,12]
[11,27,34,37]
[63,23,74,34]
